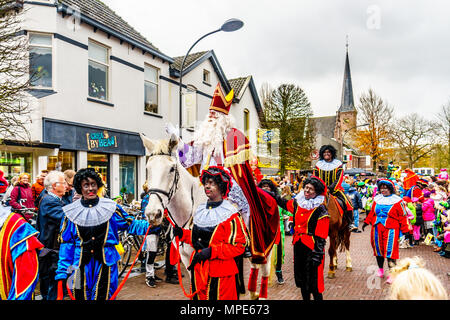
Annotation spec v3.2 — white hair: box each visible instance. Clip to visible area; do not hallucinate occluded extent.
[193,112,234,156]
[44,171,65,190]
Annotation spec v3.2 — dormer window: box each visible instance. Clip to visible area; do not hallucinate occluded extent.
[203,69,210,85]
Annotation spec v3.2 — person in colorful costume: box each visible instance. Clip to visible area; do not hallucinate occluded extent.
[173,166,249,300]
[166,83,279,266]
[405,178,428,203]
[55,168,150,300]
[272,176,329,300]
[313,144,355,231]
[386,161,395,179]
[0,203,43,300]
[362,179,411,284]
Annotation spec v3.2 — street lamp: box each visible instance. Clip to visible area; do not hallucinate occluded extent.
[341,123,369,167]
[178,18,244,138]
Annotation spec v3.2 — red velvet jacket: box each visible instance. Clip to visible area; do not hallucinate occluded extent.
[180,212,249,278]
[284,200,329,250]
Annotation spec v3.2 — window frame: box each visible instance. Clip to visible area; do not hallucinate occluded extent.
[203,69,210,85]
[28,32,54,90]
[144,63,160,115]
[244,108,250,137]
[88,39,111,102]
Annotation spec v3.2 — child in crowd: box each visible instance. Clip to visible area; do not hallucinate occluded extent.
[422,190,436,243]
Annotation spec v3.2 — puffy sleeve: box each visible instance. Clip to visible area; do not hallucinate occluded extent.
[9,223,43,300]
[364,201,377,225]
[397,201,412,233]
[177,140,204,168]
[210,214,248,260]
[113,205,150,235]
[55,217,77,281]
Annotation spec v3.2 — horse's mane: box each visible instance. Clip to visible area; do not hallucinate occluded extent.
[150,139,172,156]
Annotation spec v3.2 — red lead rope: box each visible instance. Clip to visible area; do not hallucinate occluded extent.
[165,212,199,299]
[109,225,152,300]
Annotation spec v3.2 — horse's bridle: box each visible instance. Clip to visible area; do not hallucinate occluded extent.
[146,152,180,206]
[145,152,194,230]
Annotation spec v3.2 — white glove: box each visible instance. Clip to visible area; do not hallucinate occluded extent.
[165,122,179,138]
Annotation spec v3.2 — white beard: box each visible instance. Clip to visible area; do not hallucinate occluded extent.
[193,113,234,156]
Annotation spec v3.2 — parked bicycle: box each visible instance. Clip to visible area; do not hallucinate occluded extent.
[116,205,170,278]
[12,207,37,229]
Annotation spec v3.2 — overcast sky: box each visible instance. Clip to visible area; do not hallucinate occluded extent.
[102,0,450,120]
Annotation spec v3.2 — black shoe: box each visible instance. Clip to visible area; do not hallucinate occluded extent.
[165,276,179,284]
[146,277,156,288]
[276,271,285,285]
[352,229,362,233]
[349,224,358,232]
[154,274,163,282]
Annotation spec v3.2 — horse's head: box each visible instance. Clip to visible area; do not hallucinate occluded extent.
[140,133,179,226]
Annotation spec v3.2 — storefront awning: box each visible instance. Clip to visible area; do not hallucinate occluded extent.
[2,139,61,149]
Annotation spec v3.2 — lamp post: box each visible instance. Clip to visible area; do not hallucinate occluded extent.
[341,123,369,168]
[178,18,244,138]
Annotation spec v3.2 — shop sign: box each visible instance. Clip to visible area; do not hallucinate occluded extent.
[86,130,118,150]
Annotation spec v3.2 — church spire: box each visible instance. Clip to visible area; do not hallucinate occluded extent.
[339,36,356,112]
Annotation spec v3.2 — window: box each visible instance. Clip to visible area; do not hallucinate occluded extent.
[88,40,109,101]
[144,64,159,114]
[183,85,197,128]
[119,155,137,202]
[47,151,76,172]
[244,109,250,137]
[203,69,210,84]
[29,33,52,88]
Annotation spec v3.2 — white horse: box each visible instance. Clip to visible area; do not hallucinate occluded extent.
[139,134,275,300]
[140,133,205,276]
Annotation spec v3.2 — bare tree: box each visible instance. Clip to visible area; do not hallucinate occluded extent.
[435,101,450,166]
[353,88,394,172]
[0,0,33,141]
[392,113,439,168]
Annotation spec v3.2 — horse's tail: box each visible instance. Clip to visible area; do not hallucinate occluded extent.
[336,228,348,252]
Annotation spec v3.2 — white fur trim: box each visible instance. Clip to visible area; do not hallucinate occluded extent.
[193,199,238,228]
[374,194,402,206]
[294,190,325,210]
[315,159,342,171]
[63,198,117,227]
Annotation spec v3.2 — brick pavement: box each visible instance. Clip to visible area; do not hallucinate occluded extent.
[117,220,450,300]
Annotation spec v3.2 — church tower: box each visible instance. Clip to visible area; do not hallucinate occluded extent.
[334,40,357,143]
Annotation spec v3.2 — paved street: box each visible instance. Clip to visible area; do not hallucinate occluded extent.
[116,218,450,300]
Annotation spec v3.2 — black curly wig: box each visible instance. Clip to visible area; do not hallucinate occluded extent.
[319,144,337,161]
[303,177,326,196]
[200,166,232,197]
[73,168,104,195]
[258,179,278,194]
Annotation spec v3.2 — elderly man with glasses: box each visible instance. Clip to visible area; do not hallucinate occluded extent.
[35,170,67,300]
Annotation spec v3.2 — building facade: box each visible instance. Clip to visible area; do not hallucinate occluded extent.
[4,0,262,201]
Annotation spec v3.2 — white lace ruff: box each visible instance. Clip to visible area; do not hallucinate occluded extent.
[315,159,342,171]
[374,194,402,206]
[193,199,238,228]
[63,198,117,227]
[294,191,325,210]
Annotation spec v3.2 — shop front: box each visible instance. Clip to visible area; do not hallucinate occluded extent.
[43,118,145,199]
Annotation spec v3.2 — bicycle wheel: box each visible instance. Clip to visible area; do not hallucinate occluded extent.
[118,241,132,278]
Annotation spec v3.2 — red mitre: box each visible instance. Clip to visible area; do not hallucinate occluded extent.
[209,83,234,115]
